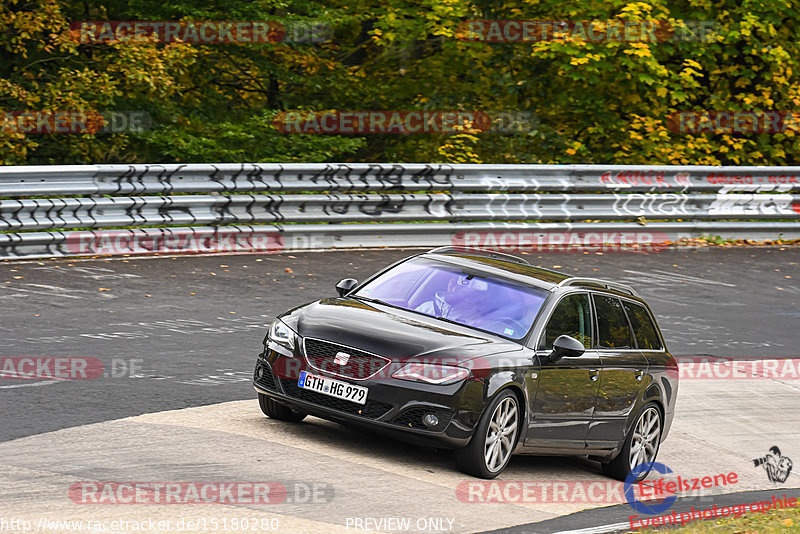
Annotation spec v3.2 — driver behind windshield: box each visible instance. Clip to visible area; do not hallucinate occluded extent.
[415,273,486,323]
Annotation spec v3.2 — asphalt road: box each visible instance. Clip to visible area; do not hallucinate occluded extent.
[1,247,798,443]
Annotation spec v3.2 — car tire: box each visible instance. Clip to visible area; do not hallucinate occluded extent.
[455,389,520,479]
[258,393,308,422]
[602,402,662,482]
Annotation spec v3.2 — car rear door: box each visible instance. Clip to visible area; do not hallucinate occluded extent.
[587,294,649,447]
[526,292,602,449]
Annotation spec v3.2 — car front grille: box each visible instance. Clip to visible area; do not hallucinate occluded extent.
[253,361,278,391]
[391,407,453,431]
[303,338,391,380]
[280,378,393,419]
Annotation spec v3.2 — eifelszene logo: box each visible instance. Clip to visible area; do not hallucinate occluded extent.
[753,446,793,483]
[625,462,677,515]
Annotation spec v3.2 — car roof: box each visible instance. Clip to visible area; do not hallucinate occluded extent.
[422,247,640,298]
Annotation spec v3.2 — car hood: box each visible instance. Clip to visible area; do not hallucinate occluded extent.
[280,297,523,363]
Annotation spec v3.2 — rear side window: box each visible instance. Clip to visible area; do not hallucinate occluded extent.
[623,301,663,350]
[541,293,593,349]
[593,295,634,349]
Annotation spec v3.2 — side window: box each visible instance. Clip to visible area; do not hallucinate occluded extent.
[593,295,634,349]
[541,294,593,349]
[623,301,663,350]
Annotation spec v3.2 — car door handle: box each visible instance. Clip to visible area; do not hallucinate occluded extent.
[589,370,599,381]
[635,370,644,381]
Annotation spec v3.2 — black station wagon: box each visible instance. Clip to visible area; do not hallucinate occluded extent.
[253,247,678,479]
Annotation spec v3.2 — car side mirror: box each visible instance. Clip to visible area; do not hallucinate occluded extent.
[547,335,586,362]
[335,278,358,297]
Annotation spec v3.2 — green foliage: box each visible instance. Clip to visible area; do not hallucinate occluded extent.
[3,0,800,165]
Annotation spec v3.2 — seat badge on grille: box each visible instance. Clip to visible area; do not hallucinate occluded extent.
[334,352,351,365]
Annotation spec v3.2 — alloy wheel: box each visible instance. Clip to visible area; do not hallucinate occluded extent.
[628,406,661,470]
[484,396,518,472]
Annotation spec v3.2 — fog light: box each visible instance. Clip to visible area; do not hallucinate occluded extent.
[256,367,263,378]
[422,413,439,428]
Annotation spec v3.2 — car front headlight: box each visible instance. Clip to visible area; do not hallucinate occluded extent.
[392,362,469,385]
[267,319,297,352]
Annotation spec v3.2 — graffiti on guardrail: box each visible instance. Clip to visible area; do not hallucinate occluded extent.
[599,171,691,189]
[611,194,691,216]
[1,164,799,259]
[708,194,800,216]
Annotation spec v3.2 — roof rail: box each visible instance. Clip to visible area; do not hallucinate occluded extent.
[555,277,638,296]
[426,246,530,265]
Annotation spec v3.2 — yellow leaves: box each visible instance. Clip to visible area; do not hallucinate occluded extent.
[565,142,583,156]
[679,69,702,81]
[772,73,789,87]
[436,133,483,164]
[623,42,652,57]
[570,57,590,66]
[656,87,668,98]
[678,59,704,80]
[619,2,653,17]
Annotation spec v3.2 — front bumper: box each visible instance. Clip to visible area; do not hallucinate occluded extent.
[253,348,483,449]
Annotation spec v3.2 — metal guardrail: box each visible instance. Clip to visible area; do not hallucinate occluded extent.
[0,163,799,259]
[3,163,800,195]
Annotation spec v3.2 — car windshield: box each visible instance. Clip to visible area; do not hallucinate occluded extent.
[354,257,549,340]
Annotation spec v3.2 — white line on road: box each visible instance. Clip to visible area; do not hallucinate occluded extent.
[552,522,630,534]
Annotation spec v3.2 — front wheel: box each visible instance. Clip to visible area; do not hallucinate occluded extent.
[455,389,520,479]
[258,393,308,422]
[602,402,662,481]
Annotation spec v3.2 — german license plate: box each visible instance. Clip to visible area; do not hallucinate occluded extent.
[298,370,368,405]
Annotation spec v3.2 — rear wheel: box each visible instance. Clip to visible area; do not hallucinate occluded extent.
[602,403,662,481]
[455,389,520,479]
[258,393,307,422]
